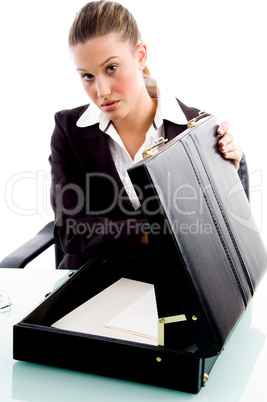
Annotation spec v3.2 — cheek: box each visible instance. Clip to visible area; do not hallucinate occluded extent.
[115,71,140,96]
[82,82,97,101]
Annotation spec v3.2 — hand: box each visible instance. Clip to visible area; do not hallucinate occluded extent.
[217,121,243,170]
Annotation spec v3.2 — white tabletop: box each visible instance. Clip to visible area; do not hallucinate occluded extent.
[1,268,267,402]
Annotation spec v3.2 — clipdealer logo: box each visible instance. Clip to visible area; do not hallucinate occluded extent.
[4,169,264,234]
[65,217,213,239]
[5,170,52,216]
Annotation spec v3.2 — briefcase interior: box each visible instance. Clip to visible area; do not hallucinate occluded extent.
[14,254,219,394]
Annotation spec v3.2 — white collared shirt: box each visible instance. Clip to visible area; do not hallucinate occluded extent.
[76,78,188,209]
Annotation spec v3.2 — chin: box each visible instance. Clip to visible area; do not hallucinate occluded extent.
[108,110,128,122]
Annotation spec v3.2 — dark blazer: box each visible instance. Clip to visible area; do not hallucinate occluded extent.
[49,100,247,269]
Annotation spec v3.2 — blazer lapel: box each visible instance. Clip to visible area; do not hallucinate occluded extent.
[163,98,200,141]
[164,120,188,141]
[71,125,135,212]
[71,120,191,215]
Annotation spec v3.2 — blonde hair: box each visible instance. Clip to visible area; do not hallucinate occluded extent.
[68,0,151,78]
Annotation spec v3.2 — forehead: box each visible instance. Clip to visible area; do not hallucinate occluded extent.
[70,32,134,70]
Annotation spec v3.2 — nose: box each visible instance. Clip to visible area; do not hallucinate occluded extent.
[96,76,111,99]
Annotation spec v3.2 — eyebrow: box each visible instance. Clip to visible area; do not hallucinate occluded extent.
[100,56,119,67]
[77,56,119,72]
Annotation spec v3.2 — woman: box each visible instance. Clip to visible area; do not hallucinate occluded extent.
[50,0,243,269]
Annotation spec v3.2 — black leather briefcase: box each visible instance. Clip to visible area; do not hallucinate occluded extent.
[13,115,267,394]
[127,114,267,356]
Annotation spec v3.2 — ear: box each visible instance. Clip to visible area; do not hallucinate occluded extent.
[136,42,147,71]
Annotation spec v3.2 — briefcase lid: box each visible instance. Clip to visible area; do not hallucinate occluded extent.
[128,115,267,358]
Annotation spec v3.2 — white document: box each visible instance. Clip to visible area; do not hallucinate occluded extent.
[52,278,158,346]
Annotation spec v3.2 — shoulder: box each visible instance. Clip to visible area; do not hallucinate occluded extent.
[54,104,90,130]
[51,104,91,152]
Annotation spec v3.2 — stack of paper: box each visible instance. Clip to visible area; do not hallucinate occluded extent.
[52,278,158,345]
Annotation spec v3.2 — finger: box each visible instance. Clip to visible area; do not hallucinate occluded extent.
[218,136,241,159]
[222,148,243,170]
[217,121,230,136]
[219,141,238,154]
[218,132,234,148]
[223,148,242,159]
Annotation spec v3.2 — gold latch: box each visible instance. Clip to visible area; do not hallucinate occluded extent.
[187,111,209,128]
[158,314,187,347]
[203,373,209,384]
[142,137,168,159]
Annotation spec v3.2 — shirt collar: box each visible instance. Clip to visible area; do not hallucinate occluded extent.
[76,77,188,129]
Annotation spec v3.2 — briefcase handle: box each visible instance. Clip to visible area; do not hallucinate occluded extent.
[142,137,168,159]
[187,111,209,128]
[142,111,209,159]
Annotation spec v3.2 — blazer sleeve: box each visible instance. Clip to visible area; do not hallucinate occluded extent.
[49,111,147,257]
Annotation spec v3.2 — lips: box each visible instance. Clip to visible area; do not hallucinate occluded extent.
[101,100,120,112]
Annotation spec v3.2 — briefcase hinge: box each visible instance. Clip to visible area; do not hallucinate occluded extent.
[142,137,168,159]
[158,314,187,347]
[187,111,209,128]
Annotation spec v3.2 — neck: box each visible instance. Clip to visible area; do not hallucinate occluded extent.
[110,79,158,160]
[113,83,157,138]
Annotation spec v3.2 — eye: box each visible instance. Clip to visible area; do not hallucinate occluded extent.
[82,73,94,82]
[106,65,117,74]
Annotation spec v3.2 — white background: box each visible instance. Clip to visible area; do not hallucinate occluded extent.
[0,0,266,268]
